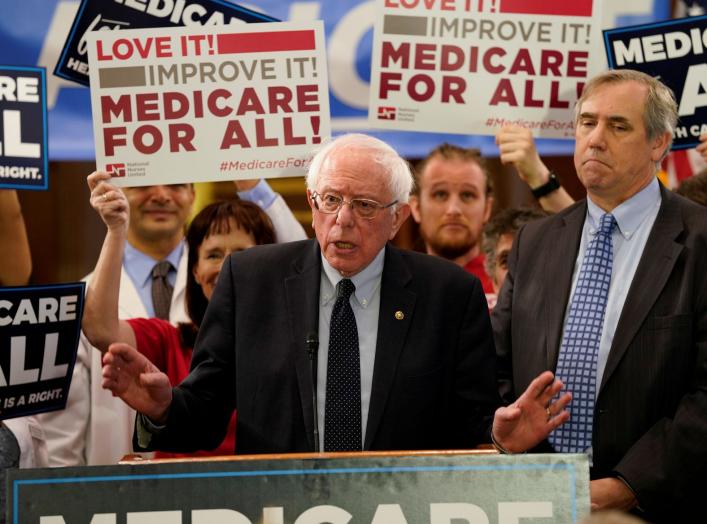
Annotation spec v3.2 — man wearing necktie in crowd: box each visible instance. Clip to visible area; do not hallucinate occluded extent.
[39,178,306,466]
[101,133,568,457]
[493,69,707,521]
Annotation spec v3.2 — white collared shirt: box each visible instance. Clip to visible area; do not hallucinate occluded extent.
[123,240,184,318]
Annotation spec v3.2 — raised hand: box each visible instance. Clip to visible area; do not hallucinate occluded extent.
[496,125,550,187]
[101,342,173,424]
[87,171,129,231]
[492,371,571,453]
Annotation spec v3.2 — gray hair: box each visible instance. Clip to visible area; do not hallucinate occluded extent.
[306,134,414,205]
[576,69,677,162]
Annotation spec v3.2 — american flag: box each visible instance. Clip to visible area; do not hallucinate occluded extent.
[661,150,706,188]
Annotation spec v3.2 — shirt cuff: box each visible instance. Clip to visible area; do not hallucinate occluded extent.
[237,179,277,209]
[491,431,525,454]
[136,413,166,449]
[613,472,642,511]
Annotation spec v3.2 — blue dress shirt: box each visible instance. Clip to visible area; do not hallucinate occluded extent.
[123,241,184,318]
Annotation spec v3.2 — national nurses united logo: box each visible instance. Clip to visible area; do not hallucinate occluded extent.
[377,106,397,120]
[106,163,126,177]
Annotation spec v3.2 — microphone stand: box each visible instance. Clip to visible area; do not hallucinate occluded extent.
[306,332,320,452]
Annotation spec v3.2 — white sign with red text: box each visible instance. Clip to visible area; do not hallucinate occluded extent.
[86,21,330,185]
[369,0,604,138]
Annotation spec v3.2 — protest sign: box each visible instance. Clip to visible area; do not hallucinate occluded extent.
[55,0,277,87]
[85,21,330,185]
[10,453,590,523]
[0,66,48,190]
[368,0,604,138]
[0,283,84,420]
[604,15,707,150]
[1,2,667,160]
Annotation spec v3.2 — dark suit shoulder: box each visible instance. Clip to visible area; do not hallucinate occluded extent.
[226,239,317,277]
[521,199,586,236]
[668,190,707,227]
[649,187,707,256]
[386,244,481,291]
[230,238,314,263]
[390,244,464,272]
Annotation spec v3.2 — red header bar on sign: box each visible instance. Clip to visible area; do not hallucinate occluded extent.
[499,0,593,17]
[217,30,316,54]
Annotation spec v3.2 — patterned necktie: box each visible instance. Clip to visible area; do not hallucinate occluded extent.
[151,261,174,320]
[550,212,617,454]
[324,278,362,451]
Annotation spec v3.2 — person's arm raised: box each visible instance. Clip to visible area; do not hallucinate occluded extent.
[0,189,32,285]
[83,171,137,352]
[234,179,307,242]
[491,371,571,453]
[496,125,575,214]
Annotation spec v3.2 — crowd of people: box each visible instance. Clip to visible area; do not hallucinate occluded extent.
[2,68,707,523]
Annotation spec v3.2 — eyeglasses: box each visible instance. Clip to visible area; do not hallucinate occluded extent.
[311,191,398,220]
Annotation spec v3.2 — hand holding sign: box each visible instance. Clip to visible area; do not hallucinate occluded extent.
[496,125,550,186]
[88,171,129,232]
[102,342,172,425]
[369,0,604,137]
[495,125,574,212]
[86,21,330,186]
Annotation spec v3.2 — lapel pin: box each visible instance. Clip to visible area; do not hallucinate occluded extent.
[395,310,404,320]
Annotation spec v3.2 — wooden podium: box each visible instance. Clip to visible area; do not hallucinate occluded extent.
[119,447,498,464]
[9,450,590,523]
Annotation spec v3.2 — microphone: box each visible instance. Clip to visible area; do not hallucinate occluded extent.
[305,332,320,452]
[306,332,318,361]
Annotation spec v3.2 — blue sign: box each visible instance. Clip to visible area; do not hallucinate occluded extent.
[55,0,276,87]
[0,66,48,190]
[604,15,707,149]
[0,1,670,161]
[0,283,85,420]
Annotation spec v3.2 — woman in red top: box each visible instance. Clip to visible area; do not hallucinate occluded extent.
[83,171,275,458]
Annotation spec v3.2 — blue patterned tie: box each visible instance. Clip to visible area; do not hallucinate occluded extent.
[550,212,616,453]
[324,278,362,451]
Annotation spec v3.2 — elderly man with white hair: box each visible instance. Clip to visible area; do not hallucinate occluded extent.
[100,133,566,454]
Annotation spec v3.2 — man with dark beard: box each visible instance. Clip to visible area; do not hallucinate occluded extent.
[410,144,494,294]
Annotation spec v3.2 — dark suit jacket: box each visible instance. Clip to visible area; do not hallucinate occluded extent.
[145,240,500,454]
[492,186,707,520]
